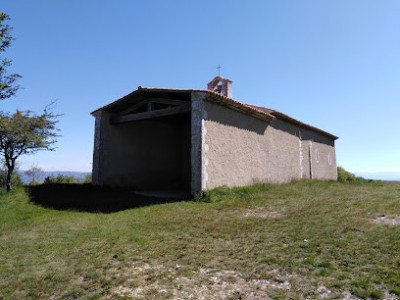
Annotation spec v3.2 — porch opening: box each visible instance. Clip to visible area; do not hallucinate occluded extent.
[103,112,191,195]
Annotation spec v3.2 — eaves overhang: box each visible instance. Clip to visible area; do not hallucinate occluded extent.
[91,87,338,140]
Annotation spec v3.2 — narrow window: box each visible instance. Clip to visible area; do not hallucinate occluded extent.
[315,149,320,163]
[328,153,332,165]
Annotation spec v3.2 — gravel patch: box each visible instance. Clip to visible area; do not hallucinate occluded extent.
[109,262,293,299]
[372,214,400,226]
[106,261,398,299]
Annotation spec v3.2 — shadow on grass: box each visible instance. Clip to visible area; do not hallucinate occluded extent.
[26,184,186,213]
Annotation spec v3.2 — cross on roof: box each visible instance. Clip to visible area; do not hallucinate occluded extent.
[217,64,222,76]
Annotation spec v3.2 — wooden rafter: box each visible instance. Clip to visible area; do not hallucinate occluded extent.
[120,99,148,115]
[144,97,189,106]
[111,103,191,124]
[119,97,189,115]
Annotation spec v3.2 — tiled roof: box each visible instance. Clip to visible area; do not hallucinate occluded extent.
[92,87,338,140]
[245,104,338,140]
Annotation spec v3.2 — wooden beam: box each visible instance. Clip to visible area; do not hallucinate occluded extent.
[119,98,189,115]
[147,102,154,112]
[145,97,189,106]
[111,103,191,124]
[120,99,148,115]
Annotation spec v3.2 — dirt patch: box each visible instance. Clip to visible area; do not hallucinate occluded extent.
[108,261,293,299]
[317,285,336,299]
[371,215,400,226]
[107,262,381,299]
[243,207,284,219]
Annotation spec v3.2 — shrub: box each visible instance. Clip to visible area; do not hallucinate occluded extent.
[43,174,76,184]
[337,167,374,184]
[337,167,356,183]
[83,174,92,184]
[193,191,212,203]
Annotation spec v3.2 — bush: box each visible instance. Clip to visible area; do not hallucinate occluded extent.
[337,167,373,184]
[193,191,212,203]
[43,174,77,184]
[83,174,92,184]
[43,174,92,185]
[337,167,356,182]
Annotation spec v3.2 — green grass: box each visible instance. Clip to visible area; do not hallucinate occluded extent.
[1,180,400,299]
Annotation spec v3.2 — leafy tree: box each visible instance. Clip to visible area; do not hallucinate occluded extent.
[25,165,44,184]
[43,174,76,184]
[0,160,22,189]
[0,12,21,101]
[83,174,92,184]
[0,104,59,191]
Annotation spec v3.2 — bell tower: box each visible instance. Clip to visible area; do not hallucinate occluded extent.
[207,76,233,98]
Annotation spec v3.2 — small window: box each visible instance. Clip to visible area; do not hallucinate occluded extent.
[328,153,332,165]
[315,149,320,163]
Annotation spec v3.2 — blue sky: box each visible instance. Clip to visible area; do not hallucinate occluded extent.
[1,1,400,178]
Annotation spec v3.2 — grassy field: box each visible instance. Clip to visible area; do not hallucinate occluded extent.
[1,180,400,299]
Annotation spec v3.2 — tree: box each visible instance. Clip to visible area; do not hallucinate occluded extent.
[0,12,21,101]
[43,174,76,184]
[0,103,59,191]
[0,160,22,189]
[25,165,44,184]
[83,174,92,184]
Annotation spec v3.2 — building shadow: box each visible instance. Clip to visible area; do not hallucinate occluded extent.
[26,184,188,213]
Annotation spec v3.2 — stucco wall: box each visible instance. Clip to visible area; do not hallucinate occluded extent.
[93,97,336,194]
[93,111,191,190]
[203,101,336,189]
[299,127,337,180]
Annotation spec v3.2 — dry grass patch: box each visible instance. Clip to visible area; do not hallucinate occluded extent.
[109,261,294,299]
[243,207,285,219]
[371,214,400,226]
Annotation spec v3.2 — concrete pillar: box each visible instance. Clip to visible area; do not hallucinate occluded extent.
[191,92,207,195]
[92,110,110,185]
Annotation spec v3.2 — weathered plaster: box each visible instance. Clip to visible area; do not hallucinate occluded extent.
[191,92,208,195]
[92,91,336,195]
[298,130,304,178]
[203,101,337,189]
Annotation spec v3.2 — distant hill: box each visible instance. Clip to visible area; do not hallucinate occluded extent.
[354,172,400,181]
[18,171,400,184]
[18,171,91,184]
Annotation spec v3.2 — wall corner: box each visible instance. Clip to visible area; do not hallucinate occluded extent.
[92,110,107,185]
[191,92,208,196]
